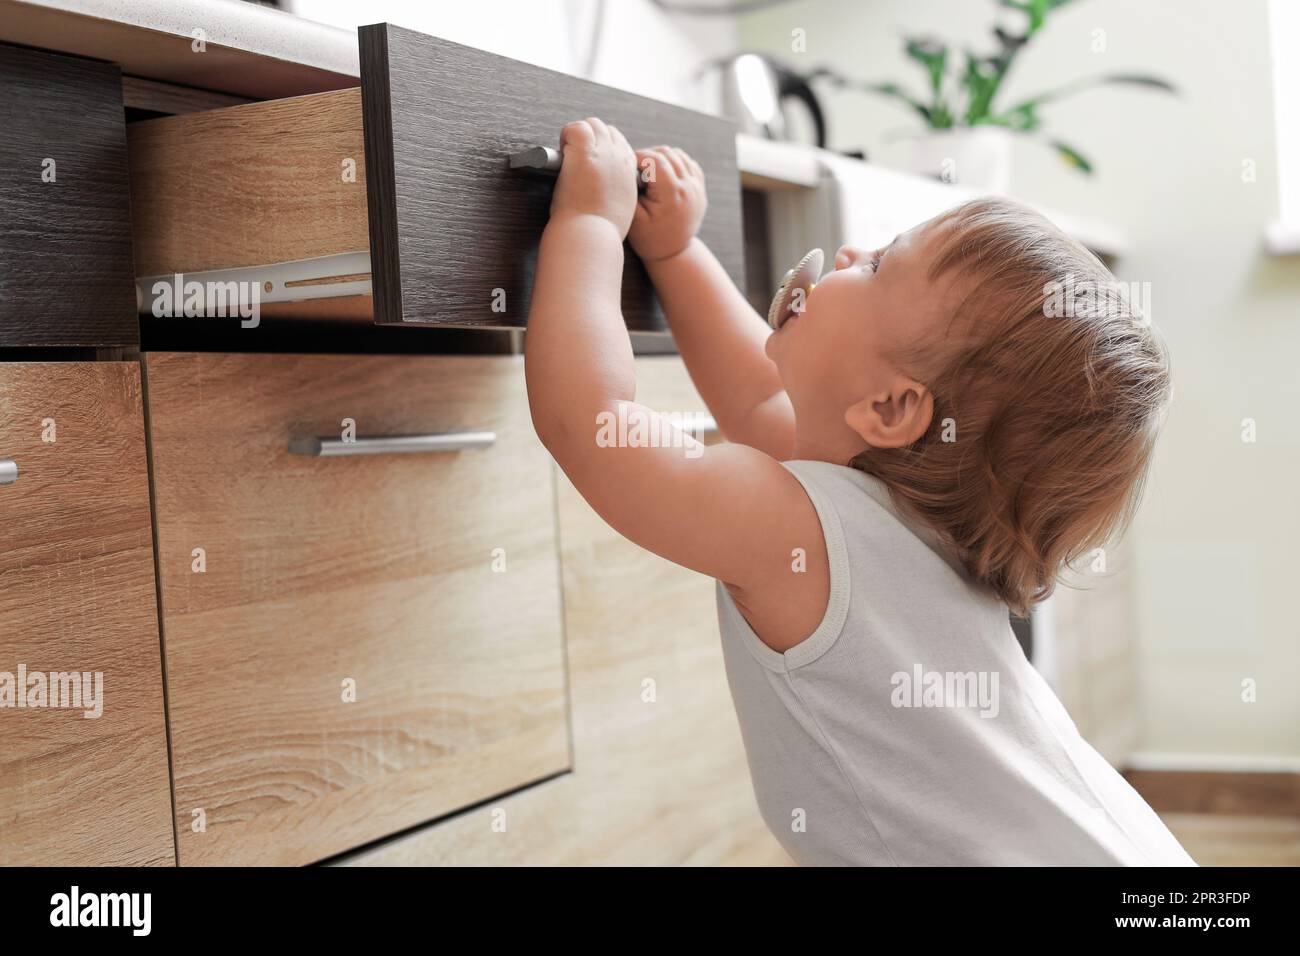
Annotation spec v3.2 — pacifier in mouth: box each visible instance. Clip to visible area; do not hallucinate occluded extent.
[767,248,824,331]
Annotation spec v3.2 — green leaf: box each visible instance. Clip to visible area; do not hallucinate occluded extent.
[1051,140,1093,174]
[1000,0,1077,35]
[989,101,1041,131]
[961,51,1000,125]
[904,37,949,97]
[1006,73,1179,113]
[1089,74,1178,95]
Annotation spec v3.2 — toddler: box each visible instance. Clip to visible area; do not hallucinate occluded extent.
[525,118,1195,866]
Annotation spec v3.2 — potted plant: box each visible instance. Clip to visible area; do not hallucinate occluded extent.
[833,0,1177,191]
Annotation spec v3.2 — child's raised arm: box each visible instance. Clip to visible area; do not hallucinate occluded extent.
[631,147,796,461]
[524,119,827,652]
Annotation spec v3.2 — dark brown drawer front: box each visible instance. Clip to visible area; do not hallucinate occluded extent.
[0,44,137,347]
[359,23,743,331]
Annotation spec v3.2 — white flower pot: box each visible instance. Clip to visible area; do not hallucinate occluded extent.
[910,127,1013,194]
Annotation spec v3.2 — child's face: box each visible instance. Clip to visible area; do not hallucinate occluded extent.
[764,216,960,444]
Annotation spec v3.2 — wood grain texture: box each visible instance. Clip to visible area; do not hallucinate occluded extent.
[121,76,253,117]
[127,88,370,277]
[0,362,173,865]
[359,24,744,330]
[341,357,790,865]
[1157,812,1300,867]
[1124,770,1300,817]
[144,353,569,865]
[0,43,137,347]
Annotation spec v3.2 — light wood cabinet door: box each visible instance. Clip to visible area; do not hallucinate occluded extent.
[339,357,789,865]
[0,362,174,865]
[144,353,569,865]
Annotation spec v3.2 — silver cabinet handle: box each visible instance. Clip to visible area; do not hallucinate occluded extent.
[288,432,497,457]
[0,459,16,485]
[508,145,646,192]
[508,145,563,174]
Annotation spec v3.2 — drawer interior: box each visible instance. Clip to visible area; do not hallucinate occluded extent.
[128,88,372,324]
[144,352,570,865]
[126,25,743,333]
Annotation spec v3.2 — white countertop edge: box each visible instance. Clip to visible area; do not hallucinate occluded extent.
[1264,221,1300,255]
[8,0,361,76]
[735,135,822,189]
[737,133,1130,260]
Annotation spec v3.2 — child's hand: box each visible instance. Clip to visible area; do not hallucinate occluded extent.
[630,146,707,263]
[550,118,638,237]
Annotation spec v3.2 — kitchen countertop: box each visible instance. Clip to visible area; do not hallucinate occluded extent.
[0,0,358,98]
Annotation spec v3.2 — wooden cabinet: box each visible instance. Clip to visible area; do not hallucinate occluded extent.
[126,25,743,331]
[143,353,569,865]
[0,44,138,347]
[0,362,173,865]
[338,357,789,865]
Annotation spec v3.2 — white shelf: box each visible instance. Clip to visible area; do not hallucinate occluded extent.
[736,135,822,190]
[1265,222,1300,255]
[735,133,1129,261]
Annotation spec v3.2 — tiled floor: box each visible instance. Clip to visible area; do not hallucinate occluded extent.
[1160,812,1300,867]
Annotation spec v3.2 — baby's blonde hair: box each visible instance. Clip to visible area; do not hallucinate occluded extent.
[850,197,1171,615]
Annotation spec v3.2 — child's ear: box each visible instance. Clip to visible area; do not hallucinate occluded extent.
[845,380,934,449]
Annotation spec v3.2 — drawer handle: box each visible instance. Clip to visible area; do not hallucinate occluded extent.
[0,459,17,486]
[508,145,564,174]
[288,432,497,457]
[509,145,647,192]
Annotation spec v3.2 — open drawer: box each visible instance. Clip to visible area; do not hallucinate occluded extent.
[127,23,743,332]
[144,352,570,865]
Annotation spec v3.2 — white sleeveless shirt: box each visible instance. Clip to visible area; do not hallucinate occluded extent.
[715,459,1196,866]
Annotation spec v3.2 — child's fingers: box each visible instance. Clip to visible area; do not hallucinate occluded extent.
[669,147,695,178]
[654,146,688,180]
[632,196,653,228]
[636,147,669,184]
[561,119,596,153]
[668,148,705,192]
[640,147,680,192]
[608,124,635,164]
[636,151,657,187]
[584,116,610,142]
